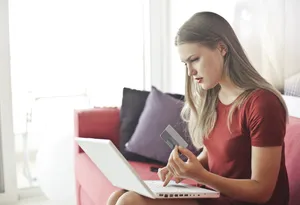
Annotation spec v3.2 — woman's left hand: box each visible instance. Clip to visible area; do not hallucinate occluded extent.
[163,146,206,186]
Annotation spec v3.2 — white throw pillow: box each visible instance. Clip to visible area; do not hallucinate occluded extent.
[282,95,300,118]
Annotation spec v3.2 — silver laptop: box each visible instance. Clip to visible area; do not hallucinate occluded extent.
[75,137,220,199]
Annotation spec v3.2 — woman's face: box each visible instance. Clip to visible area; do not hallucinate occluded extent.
[177,42,226,90]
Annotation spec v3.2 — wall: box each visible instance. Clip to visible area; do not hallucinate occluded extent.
[0,117,3,193]
[0,0,18,202]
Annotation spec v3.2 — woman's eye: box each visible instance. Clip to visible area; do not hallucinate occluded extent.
[190,58,200,62]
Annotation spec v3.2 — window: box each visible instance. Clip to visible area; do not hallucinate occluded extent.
[9,0,148,189]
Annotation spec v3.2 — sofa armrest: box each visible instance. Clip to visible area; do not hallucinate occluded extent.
[74,107,120,153]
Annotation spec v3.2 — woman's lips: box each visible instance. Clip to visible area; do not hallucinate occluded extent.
[195,77,203,83]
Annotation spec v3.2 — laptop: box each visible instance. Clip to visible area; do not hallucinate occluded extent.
[75,137,220,199]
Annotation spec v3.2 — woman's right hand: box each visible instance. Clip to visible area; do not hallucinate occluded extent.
[158,166,183,184]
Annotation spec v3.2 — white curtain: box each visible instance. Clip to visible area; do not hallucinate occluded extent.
[9,0,147,138]
[169,0,300,97]
[233,0,300,96]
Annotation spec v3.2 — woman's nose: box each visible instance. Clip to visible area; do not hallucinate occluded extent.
[187,67,197,76]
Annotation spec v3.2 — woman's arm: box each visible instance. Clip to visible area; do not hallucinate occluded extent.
[197,146,208,170]
[197,146,282,204]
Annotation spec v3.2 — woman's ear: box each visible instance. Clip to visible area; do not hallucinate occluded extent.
[217,41,227,56]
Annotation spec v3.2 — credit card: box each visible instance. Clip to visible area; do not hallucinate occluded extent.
[160,125,188,150]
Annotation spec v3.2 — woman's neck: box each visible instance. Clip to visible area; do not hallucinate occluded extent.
[218,76,244,105]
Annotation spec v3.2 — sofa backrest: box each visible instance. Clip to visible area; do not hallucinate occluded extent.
[285,116,300,205]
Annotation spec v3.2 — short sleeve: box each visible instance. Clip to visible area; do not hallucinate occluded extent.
[247,90,287,147]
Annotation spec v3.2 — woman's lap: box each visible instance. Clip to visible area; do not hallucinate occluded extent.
[150,196,233,205]
[197,196,234,205]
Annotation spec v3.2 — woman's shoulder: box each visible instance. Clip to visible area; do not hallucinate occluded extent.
[242,88,286,117]
[247,88,280,102]
[241,89,287,147]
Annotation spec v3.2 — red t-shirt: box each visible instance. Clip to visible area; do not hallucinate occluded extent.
[201,89,289,205]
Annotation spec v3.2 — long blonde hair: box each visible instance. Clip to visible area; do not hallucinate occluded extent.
[175,12,288,148]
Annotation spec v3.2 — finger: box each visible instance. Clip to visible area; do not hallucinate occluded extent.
[178,146,195,161]
[168,148,176,162]
[173,146,186,168]
[158,168,164,181]
[158,167,168,179]
[167,163,177,177]
[170,157,182,175]
[168,158,181,177]
[163,172,173,187]
[174,176,183,183]
[158,167,168,181]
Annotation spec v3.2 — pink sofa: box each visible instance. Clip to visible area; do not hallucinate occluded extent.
[74,107,300,205]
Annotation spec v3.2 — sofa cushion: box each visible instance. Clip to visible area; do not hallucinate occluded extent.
[78,184,95,205]
[119,87,184,164]
[285,116,300,205]
[125,86,200,164]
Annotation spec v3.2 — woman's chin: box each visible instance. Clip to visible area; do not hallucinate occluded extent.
[200,83,218,90]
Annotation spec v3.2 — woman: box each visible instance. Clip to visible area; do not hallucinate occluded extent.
[107,11,289,205]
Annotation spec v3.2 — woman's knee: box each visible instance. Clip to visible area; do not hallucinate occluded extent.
[116,191,147,205]
[107,190,127,205]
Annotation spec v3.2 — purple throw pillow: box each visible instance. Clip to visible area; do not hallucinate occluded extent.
[125,86,200,164]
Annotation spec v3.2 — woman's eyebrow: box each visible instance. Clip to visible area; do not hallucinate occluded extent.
[181,55,195,63]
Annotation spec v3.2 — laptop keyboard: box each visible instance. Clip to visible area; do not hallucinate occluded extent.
[144,180,205,194]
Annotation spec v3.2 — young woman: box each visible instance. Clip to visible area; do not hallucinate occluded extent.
[107,11,289,205]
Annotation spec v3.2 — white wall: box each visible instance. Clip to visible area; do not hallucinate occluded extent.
[0,0,18,203]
